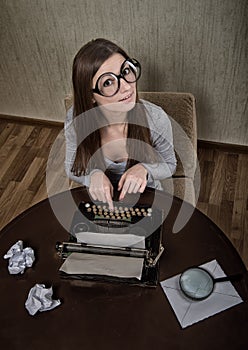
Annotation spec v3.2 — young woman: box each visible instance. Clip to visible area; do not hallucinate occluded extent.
[65,38,177,209]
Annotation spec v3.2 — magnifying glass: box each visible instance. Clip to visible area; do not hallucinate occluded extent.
[179,267,242,300]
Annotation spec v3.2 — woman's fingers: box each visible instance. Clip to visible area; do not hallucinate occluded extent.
[127,178,143,193]
[119,177,145,200]
[89,172,114,208]
[104,185,114,210]
[139,181,147,193]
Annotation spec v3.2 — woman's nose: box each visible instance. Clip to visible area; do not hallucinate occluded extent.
[119,77,132,91]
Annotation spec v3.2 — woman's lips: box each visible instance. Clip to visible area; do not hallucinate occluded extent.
[119,92,134,102]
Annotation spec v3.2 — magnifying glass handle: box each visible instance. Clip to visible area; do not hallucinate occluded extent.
[214,273,243,283]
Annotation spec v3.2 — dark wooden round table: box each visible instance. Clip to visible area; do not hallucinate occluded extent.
[0,188,247,350]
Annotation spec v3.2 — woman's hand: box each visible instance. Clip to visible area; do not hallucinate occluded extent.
[118,164,148,200]
[89,171,114,209]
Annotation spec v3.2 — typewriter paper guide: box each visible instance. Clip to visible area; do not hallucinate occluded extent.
[59,253,144,279]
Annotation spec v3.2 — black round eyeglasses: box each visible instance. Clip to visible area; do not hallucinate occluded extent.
[92,58,141,97]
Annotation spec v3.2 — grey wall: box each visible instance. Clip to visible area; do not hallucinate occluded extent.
[0,0,247,145]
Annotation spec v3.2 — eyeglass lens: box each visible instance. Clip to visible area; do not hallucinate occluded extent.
[97,60,140,97]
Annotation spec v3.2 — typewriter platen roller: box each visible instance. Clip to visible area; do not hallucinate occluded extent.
[57,201,164,287]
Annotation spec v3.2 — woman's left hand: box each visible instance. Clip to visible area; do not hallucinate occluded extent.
[118,163,148,200]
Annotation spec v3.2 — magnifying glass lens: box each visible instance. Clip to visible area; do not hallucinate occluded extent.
[180,267,214,300]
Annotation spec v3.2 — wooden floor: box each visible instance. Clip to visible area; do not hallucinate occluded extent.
[0,117,247,268]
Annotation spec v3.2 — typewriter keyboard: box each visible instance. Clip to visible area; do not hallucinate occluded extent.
[82,202,152,223]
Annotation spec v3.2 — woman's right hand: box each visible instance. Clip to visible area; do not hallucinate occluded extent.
[89,171,114,209]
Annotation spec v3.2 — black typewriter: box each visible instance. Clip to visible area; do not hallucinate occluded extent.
[56,200,164,287]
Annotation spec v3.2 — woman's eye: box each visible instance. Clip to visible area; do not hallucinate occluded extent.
[123,67,131,76]
[103,79,114,87]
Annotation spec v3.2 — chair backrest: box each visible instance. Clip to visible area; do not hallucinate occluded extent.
[64,94,73,112]
[64,91,197,178]
[139,92,197,178]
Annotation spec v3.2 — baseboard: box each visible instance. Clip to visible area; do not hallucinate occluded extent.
[198,139,248,154]
[0,114,63,128]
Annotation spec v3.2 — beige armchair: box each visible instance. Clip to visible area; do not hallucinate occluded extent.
[64,92,198,206]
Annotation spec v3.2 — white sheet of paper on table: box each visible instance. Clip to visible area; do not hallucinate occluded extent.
[160,259,243,328]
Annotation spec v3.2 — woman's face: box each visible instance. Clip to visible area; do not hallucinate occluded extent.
[92,53,137,114]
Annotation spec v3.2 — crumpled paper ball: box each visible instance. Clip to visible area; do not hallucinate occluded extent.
[25,284,61,316]
[4,240,35,274]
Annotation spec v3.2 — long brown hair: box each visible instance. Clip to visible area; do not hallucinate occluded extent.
[71,38,154,176]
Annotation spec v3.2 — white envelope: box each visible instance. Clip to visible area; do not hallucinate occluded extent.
[160,259,243,328]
